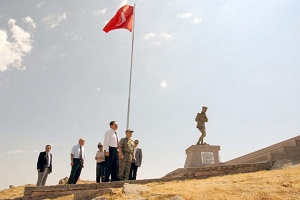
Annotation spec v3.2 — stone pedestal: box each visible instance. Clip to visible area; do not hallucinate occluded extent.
[184,145,221,168]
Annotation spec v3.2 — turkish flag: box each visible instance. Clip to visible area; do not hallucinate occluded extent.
[103,5,134,33]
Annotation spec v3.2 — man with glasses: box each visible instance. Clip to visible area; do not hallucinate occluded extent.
[129,140,143,180]
[67,138,86,184]
[36,145,52,186]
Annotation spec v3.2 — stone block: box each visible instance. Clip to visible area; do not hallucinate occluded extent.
[98,188,113,195]
[284,146,300,158]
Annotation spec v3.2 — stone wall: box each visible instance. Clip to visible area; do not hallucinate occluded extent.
[23,161,273,199]
[22,178,184,200]
[224,135,300,165]
[164,161,273,179]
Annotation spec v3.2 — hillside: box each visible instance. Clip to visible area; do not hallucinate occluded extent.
[1,165,300,200]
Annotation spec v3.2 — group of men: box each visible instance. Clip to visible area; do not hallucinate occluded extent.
[100,121,142,182]
[36,104,207,187]
[36,120,143,186]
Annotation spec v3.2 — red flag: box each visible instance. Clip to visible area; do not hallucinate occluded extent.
[103,5,134,33]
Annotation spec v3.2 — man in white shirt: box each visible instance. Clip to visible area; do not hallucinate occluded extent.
[103,121,120,182]
[67,138,86,184]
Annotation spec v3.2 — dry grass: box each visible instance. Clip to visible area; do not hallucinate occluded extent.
[140,165,300,200]
[1,166,300,200]
[0,184,33,199]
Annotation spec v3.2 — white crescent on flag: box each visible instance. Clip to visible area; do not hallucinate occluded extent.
[116,12,126,27]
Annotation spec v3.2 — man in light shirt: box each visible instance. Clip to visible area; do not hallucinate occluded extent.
[103,121,120,182]
[67,138,86,184]
[95,142,105,183]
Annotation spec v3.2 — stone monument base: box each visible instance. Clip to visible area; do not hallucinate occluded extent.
[184,145,221,168]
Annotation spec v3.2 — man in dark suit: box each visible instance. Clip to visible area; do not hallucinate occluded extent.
[129,140,142,180]
[36,145,52,186]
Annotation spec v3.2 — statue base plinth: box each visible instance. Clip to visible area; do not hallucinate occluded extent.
[184,145,221,168]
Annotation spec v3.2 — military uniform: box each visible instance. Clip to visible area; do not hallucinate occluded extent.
[118,137,135,180]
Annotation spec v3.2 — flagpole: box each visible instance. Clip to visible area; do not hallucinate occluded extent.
[126,3,136,130]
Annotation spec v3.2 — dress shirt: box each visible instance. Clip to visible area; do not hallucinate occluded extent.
[46,153,51,167]
[103,128,119,152]
[134,148,137,157]
[71,144,86,160]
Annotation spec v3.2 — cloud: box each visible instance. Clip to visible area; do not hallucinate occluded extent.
[72,35,84,41]
[23,16,36,29]
[160,33,173,39]
[193,17,203,24]
[223,5,230,10]
[0,19,34,72]
[144,32,173,40]
[160,80,168,89]
[177,13,193,19]
[93,8,107,16]
[36,1,45,8]
[152,41,161,46]
[177,13,203,24]
[144,33,156,40]
[6,149,23,154]
[0,78,10,86]
[144,32,173,45]
[120,0,128,7]
[42,13,67,29]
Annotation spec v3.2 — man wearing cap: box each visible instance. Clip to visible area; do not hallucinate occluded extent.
[195,106,209,145]
[118,129,135,181]
[95,142,105,183]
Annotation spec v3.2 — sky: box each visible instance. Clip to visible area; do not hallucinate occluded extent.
[0,0,300,190]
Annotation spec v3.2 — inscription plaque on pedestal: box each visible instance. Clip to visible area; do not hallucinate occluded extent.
[201,152,215,164]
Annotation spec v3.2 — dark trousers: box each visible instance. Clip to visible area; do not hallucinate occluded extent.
[96,162,105,183]
[104,146,119,182]
[129,162,138,180]
[68,158,83,184]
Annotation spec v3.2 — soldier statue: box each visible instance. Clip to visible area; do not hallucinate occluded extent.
[195,106,208,145]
